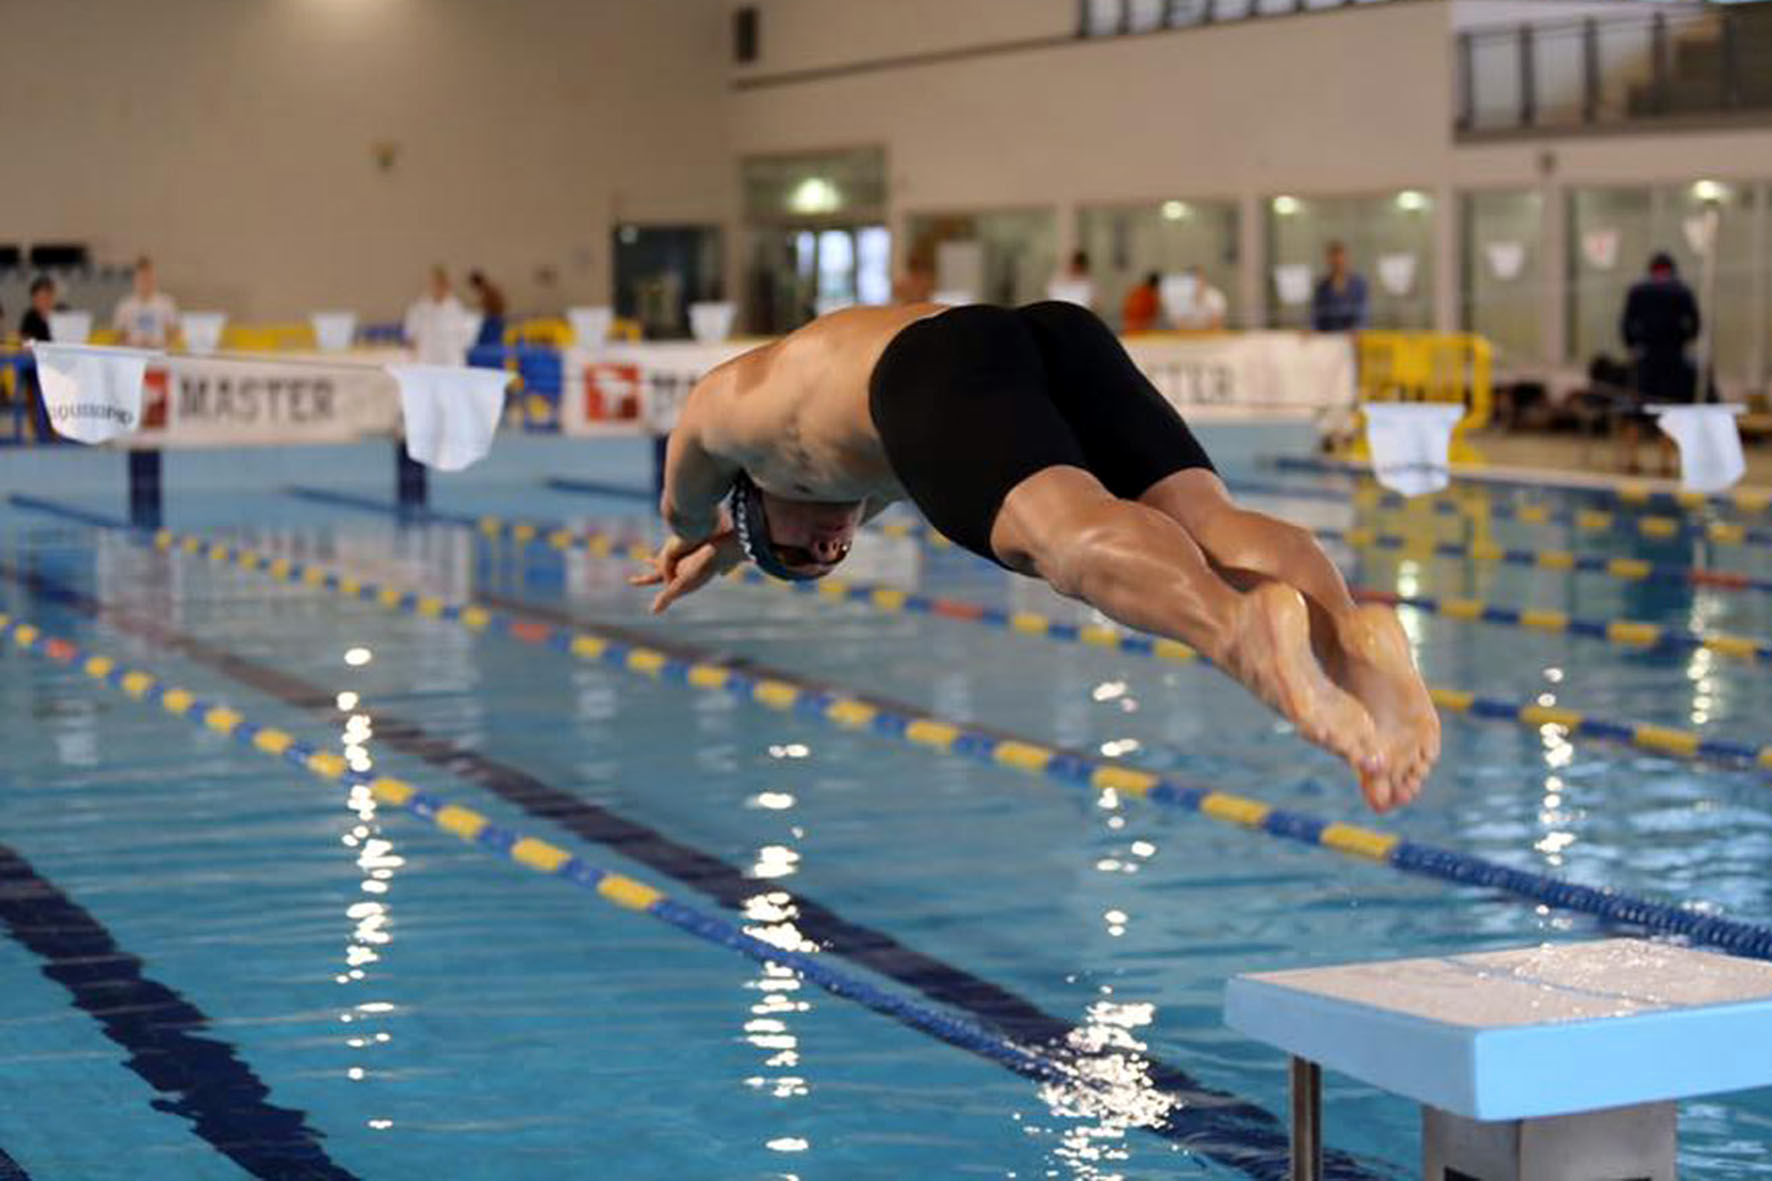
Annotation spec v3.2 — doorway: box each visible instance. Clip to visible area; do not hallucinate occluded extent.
[611,225,724,339]
[747,224,890,334]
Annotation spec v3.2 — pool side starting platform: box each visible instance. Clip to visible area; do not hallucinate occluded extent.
[1226,939,1772,1179]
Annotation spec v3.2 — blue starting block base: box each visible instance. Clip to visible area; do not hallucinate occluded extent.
[1225,939,1772,1179]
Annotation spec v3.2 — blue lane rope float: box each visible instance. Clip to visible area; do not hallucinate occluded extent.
[0,612,1393,1177]
[107,525,1772,960]
[1268,453,1772,516]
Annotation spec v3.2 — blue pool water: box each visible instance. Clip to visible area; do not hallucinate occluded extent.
[4,459,1772,1178]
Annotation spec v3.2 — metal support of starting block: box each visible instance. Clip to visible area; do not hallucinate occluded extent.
[1228,940,1772,1180]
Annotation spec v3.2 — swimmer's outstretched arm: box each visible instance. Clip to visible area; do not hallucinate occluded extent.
[633,380,747,612]
[658,388,740,542]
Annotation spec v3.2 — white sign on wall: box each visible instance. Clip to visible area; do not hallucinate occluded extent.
[1377,253,1418,297]
[1581,228,1621,271]
[1484,240,1526,281]
[1273,264,1314,307]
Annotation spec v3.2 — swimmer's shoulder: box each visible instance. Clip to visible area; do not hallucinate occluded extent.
[697,303,949,421]
[772,303,949,373]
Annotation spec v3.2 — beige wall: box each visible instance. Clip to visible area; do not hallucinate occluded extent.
[731,3,1457,205]
[4,0,733,320]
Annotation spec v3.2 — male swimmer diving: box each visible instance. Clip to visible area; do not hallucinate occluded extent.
[631,302,1438,812]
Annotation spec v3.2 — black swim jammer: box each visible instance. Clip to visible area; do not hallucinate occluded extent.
[867,301,1216,565]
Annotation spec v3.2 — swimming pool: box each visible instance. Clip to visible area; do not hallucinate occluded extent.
[3,456,1772,1179]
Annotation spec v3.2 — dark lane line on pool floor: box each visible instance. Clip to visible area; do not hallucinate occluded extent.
[0,549,1378,1179]
[0,835,355,1180]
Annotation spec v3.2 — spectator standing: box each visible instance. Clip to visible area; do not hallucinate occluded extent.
[1047,249,1096,308]
[112,256,180,347]
[1311,241,1368,332]
[1121,271,1162,334]
[17,276,59,443]
[1616,251,1701,475]
[467,269,507,347]
[892,248,936,306]
[19,276,55,343]
[404,266,476,365]
[1168,266,1228,331]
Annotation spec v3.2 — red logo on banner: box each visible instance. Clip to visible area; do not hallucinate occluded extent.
[142,366,171,430]
[582,363,640,421]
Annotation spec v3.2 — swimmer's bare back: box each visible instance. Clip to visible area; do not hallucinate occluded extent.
[680,304,944,507]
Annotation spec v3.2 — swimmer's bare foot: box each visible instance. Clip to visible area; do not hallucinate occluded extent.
[1324,605,1440,812]
[1220,583,1385,793]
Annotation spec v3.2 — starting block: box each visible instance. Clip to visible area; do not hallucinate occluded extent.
[1226,939,1772,1179]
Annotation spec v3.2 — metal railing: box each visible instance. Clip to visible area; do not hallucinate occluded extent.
[1077,0,1396,35]
[1458,3,1772,135]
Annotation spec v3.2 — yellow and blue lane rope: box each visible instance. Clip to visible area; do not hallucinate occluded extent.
[0,611,1076,1087]
[456,516,1772,766]
[1238,476,1772,551]
[471,504,1772,658]
[883,511,1772,598]
[131,528,1772,957]
[1270,453,1772,516]
[1319,522,1772,595]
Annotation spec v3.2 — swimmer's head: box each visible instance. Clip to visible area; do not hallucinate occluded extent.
[728,471,860,581]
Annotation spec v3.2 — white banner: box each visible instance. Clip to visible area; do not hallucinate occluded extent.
[561,342,753,435]
[1119,332,1357,417]
[135,352,402,447]
[561,332,1355,437]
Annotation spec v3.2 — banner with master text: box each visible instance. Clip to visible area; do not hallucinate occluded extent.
[133,354,402,447]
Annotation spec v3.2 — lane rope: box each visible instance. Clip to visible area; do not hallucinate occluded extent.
[1268,454,1772,516]
[464,509,1772,769]
[0,608,1387,1176]
[112,522,1772,960]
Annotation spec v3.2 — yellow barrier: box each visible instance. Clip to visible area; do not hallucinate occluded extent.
[221,322,319,352]
[505,316,644,347]
[1345,331,1493,466]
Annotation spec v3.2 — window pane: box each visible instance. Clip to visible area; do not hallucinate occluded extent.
[1076,200,1242,331]
[1462,189,1543,363]
[857,226,892,306]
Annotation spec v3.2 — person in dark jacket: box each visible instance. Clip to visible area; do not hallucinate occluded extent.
[1617,251,1701,475]
[16,276,58,443]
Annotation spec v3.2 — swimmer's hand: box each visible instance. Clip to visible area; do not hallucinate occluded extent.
[630,531,745,613]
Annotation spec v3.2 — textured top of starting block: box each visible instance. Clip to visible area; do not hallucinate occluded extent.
[1225,939,1772,1120]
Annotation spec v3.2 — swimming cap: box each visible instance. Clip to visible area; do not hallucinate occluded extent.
[728,470,824,582]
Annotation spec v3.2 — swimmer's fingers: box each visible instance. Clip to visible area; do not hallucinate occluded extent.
[631,537,698,590]
[650,549,721,614]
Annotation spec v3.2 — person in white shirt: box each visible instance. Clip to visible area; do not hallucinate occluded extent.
[1045,249,1097,310]
[111,257,179,348]
[1165,266,1228,331]
[403,266,478,365]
